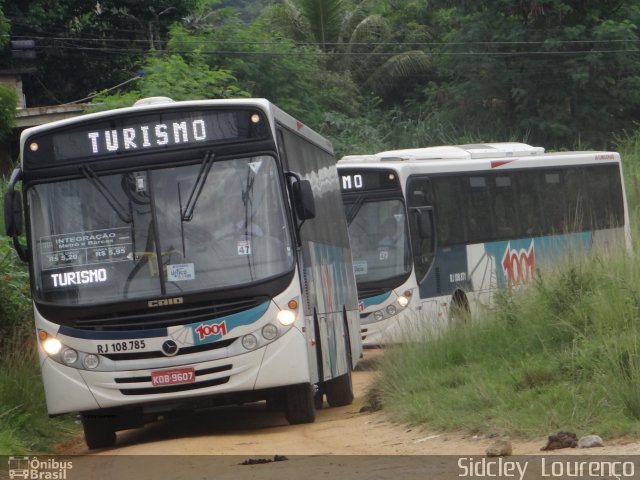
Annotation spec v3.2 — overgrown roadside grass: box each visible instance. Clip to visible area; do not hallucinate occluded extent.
[369,249,640,438]
[0,239,79,454]
[0,335,78,454]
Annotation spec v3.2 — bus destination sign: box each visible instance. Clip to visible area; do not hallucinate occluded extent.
[24,109,268,167]
[339,169,400,192]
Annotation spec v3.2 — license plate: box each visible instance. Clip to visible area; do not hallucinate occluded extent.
[151,367,195,387]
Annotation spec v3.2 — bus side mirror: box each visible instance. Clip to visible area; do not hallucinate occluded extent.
[292,179,316,220]
[4,167,28,262]
[4,189,23,236]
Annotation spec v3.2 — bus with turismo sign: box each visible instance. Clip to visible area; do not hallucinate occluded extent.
[338,143,630,345]
[4,97,361,449]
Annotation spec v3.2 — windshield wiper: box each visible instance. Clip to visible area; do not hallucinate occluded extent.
[81,165,132,223]
[181,151,215,221]
[344,197,365,225]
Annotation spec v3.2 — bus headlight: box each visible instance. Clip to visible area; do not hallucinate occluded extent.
[82,354,100,370]
[43,338,63,355]
[386,305,397,316]
[397,295,409,307]
[373,310,384,322]
[242,334,258,350]
[61,348,79,366]
[262,323,278,341]
[276,310,296,326]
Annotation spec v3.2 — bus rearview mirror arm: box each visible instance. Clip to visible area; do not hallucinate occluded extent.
[4,167,28,262]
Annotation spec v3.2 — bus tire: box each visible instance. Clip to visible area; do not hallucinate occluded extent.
[265,390,285,411]
[449,290,470,327]
[324,327,354,407]
[314,388,324,409]
[284,383,316,424]
[81,413,116,450]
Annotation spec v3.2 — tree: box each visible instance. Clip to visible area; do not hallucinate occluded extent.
[2,0,196,106]
[0,86,17,141]
[0,6,9,50]
[414,0,640,148]
[168,5,360,126]
[0,6,15,142]
[265,0,432,97]
[89,51,249,110]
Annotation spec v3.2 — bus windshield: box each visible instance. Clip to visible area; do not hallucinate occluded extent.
[345,198,412,284]
[28,155,294,305]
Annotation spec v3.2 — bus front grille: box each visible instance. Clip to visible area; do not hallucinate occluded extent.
[70,296,269,331]
[119,377,231,395]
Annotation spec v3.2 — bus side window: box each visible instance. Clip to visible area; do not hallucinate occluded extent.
[465,176,493,242]
[492,175,518,239]
[514,171,544,237]
[601,165,625,228]
[540,170,566,234]
[585,165,624,229]
[564,167,587,232]
[432,176,466,246]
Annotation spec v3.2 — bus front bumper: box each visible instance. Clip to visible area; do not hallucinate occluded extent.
[41,327,310,415]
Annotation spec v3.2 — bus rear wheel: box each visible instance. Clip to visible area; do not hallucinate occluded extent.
[284,383,316,424]
[449,290,470,327]
[324,369,353,407]
[81,413,116,450]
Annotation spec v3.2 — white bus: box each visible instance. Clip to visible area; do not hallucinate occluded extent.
[338,143,630,345]
[5,97,361,449]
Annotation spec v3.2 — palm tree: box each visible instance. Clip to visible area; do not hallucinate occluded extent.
[268,0,431,96]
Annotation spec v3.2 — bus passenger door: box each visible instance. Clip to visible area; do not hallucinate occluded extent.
[406,176,444,331]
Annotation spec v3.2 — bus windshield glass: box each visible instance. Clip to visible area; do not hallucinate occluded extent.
[345,198,411,284]
[28,155,294,305]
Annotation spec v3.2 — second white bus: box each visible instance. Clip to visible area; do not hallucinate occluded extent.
[338,143,630,345]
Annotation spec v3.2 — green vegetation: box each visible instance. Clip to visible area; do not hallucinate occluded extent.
[370,175,640,438]
[0,184,78,454]
[0,86,17,142]
[4,1,640,151]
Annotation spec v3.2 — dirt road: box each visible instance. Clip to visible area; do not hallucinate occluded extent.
[61,349,639,458]
[55,349,640,480]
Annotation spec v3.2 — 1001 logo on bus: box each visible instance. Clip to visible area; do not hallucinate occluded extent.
[501,241,535,288]
[194,321,228,342]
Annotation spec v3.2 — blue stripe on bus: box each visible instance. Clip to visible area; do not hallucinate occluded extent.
[58,325,168,340]
[190,301,271,345]
[359,291,392,309]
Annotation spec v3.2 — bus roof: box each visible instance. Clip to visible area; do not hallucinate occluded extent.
[20,97,333,155]
[337,143,620,177]
[376,142,545,161]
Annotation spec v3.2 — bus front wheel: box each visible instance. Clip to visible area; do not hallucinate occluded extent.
[81,413,116,450]
[284,383,316,424]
